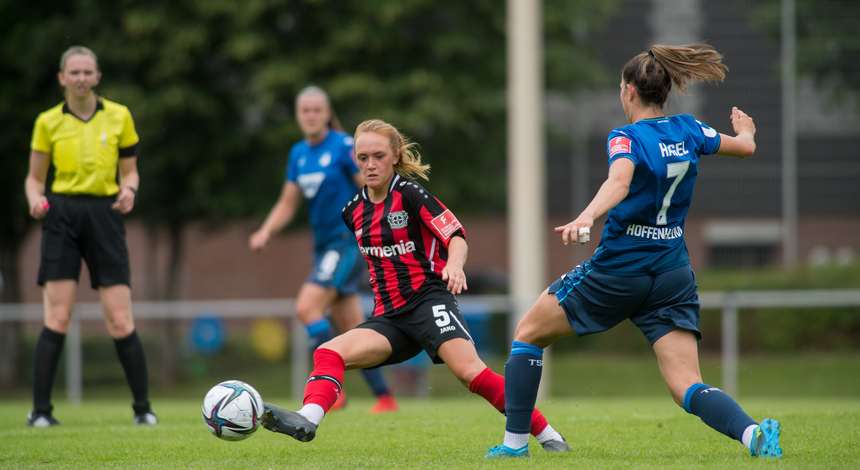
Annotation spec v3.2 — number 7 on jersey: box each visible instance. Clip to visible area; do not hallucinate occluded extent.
[656,161,690,226]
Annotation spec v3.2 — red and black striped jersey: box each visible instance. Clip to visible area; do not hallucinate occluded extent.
[342,174,466,317]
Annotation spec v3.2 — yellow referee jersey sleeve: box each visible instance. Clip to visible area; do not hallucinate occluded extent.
[30,111,52,154]
[119,105,140,150]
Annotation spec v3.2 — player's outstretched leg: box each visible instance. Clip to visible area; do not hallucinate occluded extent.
[262,347,344,442]
[683,383,782,458]
[486,293,574,458]
[469,360,569,458]
[305,318,352,411]
[262,402,318,442]
[485,341,549,458]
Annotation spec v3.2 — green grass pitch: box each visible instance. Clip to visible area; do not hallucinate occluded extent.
[2,397,859,469]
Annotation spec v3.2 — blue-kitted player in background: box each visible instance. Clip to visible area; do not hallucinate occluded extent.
[487,44,782,459]
[250,86,397,413]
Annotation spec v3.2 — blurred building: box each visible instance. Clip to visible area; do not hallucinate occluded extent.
[547,0,860,269]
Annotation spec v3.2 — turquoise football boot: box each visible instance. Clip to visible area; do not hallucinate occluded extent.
[485,444,529,459]
[749,418,783,458]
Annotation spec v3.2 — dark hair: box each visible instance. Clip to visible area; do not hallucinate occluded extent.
[296,85,344,131]
[622,43,728,107]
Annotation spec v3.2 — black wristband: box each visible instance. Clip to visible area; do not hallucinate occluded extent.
[124,186,138,195]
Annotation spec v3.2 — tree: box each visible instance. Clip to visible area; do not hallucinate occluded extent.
[0,0,617,385]
[0,0,113,387]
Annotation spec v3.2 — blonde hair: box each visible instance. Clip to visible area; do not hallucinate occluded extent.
[59,45,99,71]
[622,43,727,106]
[296,85,343,132]
[355,119,430,181]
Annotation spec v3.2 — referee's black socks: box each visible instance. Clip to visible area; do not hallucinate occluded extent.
[114,330,152,415]
[32,327,66,415]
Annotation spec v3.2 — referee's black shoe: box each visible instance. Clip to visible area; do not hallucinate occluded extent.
[27,411,60,428]
[261,403,317,442]
[134,411,159,426]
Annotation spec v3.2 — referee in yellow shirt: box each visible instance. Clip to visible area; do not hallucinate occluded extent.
[24,46,156,427]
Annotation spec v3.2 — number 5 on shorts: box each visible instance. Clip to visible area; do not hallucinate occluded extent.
[432,304,451,327]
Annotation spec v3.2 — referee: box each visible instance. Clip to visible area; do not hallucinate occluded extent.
[23,46,156,427]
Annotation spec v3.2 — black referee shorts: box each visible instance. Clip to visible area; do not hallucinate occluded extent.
[357,288,474,367]
[38,194,131,289]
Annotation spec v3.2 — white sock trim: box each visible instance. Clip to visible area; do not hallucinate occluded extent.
[298,404,325,425]
[741,424,758,449]
[503,430,529,450]
[535,424,563,444]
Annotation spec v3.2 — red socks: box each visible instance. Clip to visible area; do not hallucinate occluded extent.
[468,367,548,436]
[305,353,551,437]
[303,348,346,412]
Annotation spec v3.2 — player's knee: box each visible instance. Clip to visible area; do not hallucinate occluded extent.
[296,303,324,324]
[513,320,546,347]
[450,360,486,386]
[315,340,354,366]
[105,313,135,338]
[316,340,338,355]
[44,315,71,334]
[667,377,701,407]
[44,306,72,333]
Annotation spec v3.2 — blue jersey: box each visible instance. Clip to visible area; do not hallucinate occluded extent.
[286,130,359,249]
[590,114,721,275]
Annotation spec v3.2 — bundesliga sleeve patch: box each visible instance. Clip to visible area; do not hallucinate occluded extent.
[431,210,463,240]
[608,136,632,158]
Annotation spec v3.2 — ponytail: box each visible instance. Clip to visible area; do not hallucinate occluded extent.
[622,43,728,106]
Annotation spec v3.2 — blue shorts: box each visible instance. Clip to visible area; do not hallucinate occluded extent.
[547,263,701,344]
[308,237,365,296]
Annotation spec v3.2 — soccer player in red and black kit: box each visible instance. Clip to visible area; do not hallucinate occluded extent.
[261,119,569,452]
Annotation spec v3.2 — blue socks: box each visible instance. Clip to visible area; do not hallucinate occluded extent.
[360,369,390,397]
[504,341,544,434]
[306,318,335,350]
[684,383,757,442]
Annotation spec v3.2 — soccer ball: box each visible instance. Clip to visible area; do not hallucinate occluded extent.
[202,380,264,441]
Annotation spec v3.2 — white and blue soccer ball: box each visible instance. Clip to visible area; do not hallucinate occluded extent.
[202,380,264,441]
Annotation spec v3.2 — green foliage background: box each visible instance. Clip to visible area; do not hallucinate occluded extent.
[0,0,616,234]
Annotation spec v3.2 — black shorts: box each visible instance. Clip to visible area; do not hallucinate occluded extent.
[357,288,473,366]
[38,194,131,289]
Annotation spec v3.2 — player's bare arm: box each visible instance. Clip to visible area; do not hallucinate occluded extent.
[555,158,634,245]
[442,235,468,295]
[25,150,51,219]
[250,181,302,251]
[716,106,756,158]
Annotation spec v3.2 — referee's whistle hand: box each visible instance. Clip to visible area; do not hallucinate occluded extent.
[30,197,50,219]
[249,230,270,252]
[111,188,135,214]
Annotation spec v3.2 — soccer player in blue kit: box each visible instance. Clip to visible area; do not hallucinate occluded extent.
[487,44,782,459]
[250,86,397,413]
